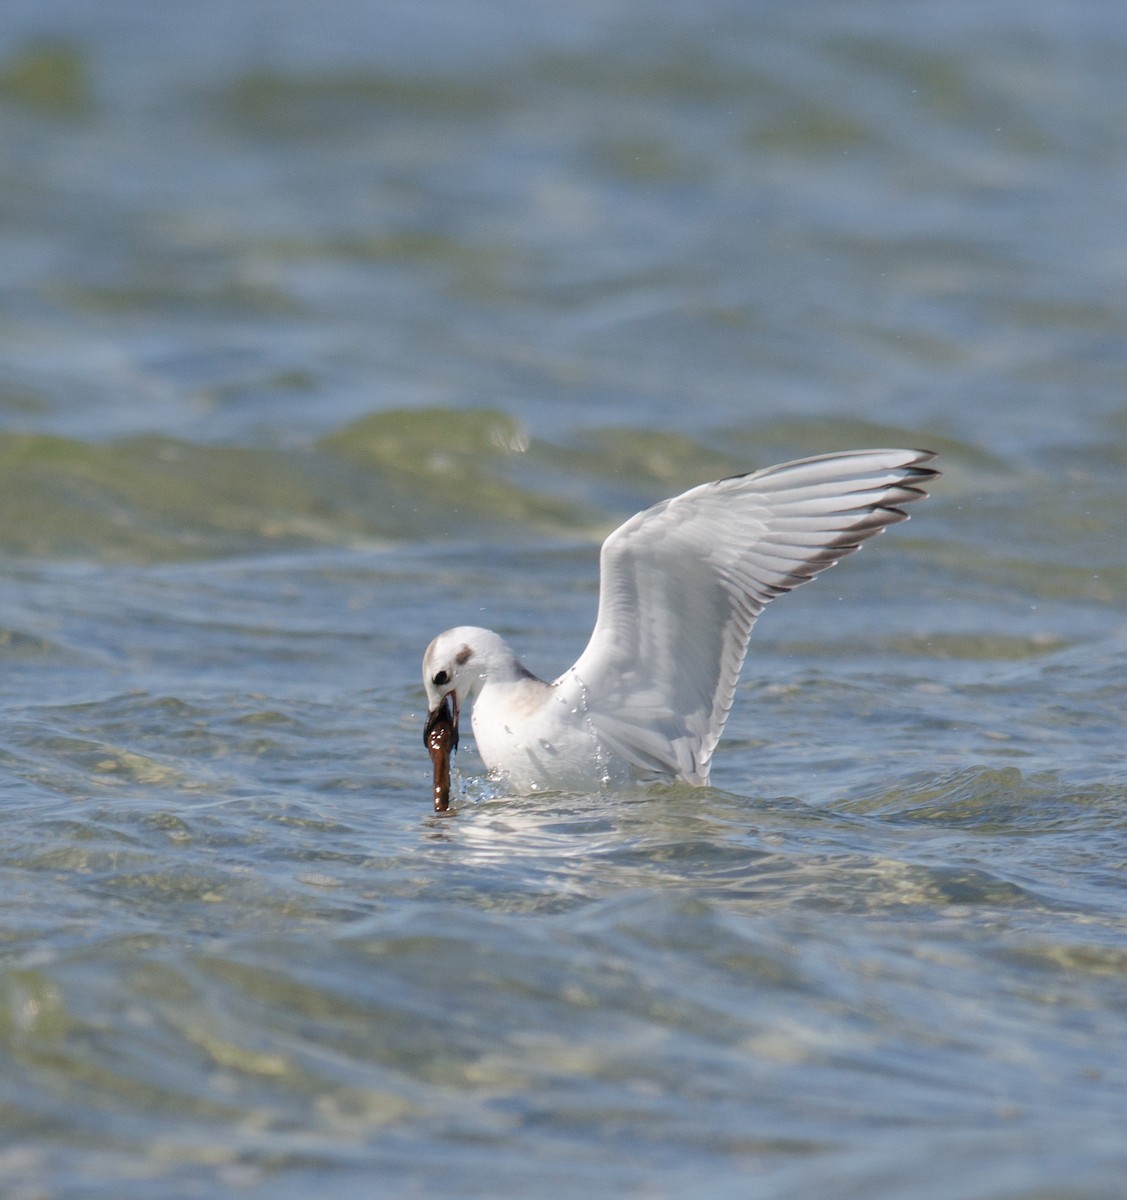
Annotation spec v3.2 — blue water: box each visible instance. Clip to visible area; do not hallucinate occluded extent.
[0,2,1125,1197]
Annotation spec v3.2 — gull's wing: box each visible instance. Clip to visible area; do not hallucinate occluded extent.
[556,449,937,784]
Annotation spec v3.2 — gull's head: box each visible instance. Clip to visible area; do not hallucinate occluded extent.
[421,626,494,750]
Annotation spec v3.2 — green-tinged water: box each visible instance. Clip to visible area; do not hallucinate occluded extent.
[1,2,1126,1197]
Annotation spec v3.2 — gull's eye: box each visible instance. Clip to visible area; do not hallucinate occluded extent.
[432,669,450,687]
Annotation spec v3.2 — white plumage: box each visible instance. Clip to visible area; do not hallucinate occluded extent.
[422,448,937,795]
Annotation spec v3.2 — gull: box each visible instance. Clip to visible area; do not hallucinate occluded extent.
[423,448,937,799]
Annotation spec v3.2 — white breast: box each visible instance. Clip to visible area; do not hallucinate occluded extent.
[469,677,632,793]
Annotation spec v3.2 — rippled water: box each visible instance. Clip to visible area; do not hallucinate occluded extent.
[1,1,1126,1197]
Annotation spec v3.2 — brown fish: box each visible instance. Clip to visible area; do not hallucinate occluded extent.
[423,691,458,812]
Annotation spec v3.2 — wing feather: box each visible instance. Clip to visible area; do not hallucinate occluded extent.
[556,448,937,784]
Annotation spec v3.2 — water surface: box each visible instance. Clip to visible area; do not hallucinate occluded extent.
[1,2,1126,1197]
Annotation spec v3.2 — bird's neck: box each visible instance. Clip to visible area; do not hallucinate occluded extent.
[464,632,543,697]
[481,650,542,688]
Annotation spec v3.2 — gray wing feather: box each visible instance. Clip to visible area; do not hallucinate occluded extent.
[558,448,937,784]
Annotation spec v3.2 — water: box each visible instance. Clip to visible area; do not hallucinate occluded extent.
[1,1,1126,1196]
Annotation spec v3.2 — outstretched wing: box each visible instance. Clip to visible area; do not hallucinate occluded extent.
[556,448,937,784]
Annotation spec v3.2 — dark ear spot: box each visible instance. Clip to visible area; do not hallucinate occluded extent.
[455,644,474,666]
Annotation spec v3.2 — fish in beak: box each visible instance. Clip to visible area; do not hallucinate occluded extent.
[423,691,459,812]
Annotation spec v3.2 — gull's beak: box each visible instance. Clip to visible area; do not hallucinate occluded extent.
[423,690,459,751]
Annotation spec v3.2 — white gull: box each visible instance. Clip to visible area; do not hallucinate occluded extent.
[422,448,937,796]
